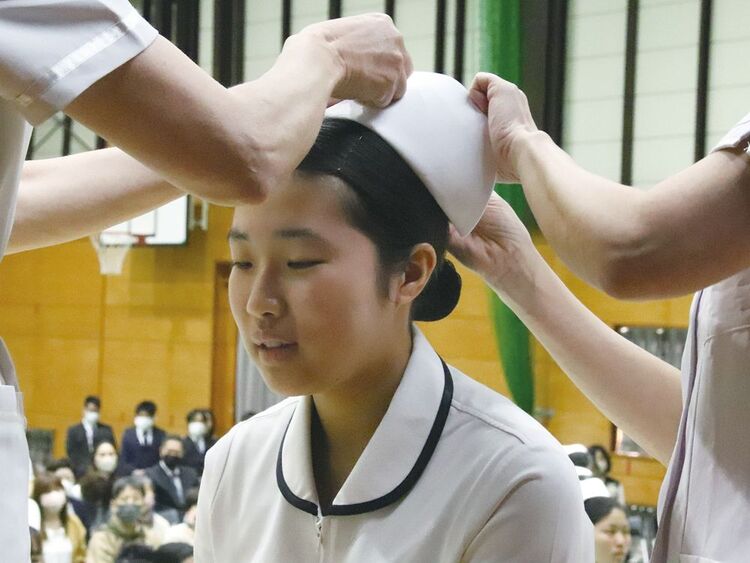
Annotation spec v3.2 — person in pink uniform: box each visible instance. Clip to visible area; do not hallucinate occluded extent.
[449,72,750,563]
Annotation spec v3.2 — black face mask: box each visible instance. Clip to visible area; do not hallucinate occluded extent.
[163,455,181,470]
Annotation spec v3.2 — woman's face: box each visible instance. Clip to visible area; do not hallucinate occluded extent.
[594,508,631,563]
[111,485,144,515]
[94,442,118,472]
[229,173,404,397]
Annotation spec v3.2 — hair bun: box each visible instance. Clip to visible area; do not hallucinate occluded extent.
[413,259,462,322]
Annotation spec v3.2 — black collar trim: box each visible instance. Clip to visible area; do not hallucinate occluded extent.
[276,358,454,517]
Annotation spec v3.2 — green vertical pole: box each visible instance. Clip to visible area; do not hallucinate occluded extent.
[481,0,534,414]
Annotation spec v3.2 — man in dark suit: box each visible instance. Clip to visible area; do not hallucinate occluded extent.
[145,435,200,524]
[65,396,116,478]
[181,408,218,476]
[120,400,166,470]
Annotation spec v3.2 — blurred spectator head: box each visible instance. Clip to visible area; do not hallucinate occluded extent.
[115,543,157,562]
[46,458,76,487]
[185,410,208,440]
[160,436,185,471]
[92,440,119,476]
[80,470,114,507]
[32,473,70,535]
[589,444,612,477]
[154,542,194,563]
[131,474,156,518]
[111,476,146,528]
[134,401,157,432]
[83,396,101,425]
[182,488,199,529]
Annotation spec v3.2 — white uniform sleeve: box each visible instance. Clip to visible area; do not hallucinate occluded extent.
[461,446,594,562]
[194,430,235,563]
[712,111,750,153]
[0,0,158,125]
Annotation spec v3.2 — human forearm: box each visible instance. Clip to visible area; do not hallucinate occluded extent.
[490,247,682,464]
[515,133,750,298]
[64,35,341,205]
[8,148,181,254]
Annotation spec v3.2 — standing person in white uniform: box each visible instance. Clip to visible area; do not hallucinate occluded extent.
[0,4,411,561]
[195,72,592,563]
[447,72,750,562]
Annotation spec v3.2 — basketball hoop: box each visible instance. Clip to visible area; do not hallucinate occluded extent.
[90,232,136,276]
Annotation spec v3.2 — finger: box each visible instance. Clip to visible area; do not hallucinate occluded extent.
[468,87,489,114]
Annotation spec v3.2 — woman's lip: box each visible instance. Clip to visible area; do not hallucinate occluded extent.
[255,342,299,363]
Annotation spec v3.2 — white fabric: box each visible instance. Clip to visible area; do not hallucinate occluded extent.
[42,526,74,563]
[325,72,496,236]
[712,111,750,153]
[0,0,158,125]
[651,112,750,563]
[195,329,592,562]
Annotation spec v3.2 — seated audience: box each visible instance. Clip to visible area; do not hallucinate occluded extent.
[77,440,131,535]
[86,476,162,563]
[47,458,82,501]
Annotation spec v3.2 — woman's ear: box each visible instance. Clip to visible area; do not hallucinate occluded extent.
[389,243,437,307]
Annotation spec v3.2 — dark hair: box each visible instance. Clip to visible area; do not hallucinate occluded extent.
[84,395,101,408]
[154,542,194,563]
[589,444,612,474]
[31,473,69,539]
[135,400,157,416]
[112,475,146,501]
[186,409,207,424]
[298,118,461,322]
[584,496,625,525]
[46,458,74,473]
[163,434,184,447]
[569,450,592,469]
[116,543,157,563]
[80,471,114,506]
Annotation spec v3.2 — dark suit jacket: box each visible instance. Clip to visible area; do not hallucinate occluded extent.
[145,462,200,520]
[120,426,166,470]
[65,422,116,477]
[182,435,217,475]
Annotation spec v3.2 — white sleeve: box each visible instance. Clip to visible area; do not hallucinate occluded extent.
[194,430,234,563]
[0,0,158,125]
[711,111,750,153]
[461,446,595,563]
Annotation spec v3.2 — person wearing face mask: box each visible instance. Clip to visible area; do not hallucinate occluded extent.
[136,475,171,546]
[121,400,166,470]
[145,437,199,525]
[162,488,199,547]
[66,396,116,478]
[32,473,87,563]
[181,410,216,476]
[87,476,162,563]
[47,458,83,502]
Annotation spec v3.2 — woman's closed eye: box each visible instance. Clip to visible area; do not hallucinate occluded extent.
[231,261,253,270]
[287,260,325,270]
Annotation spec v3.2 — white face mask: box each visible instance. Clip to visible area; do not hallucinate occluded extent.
[83,410,100,425]
[188,421,207,439]
[95,454,118,474]
[134,415,154,431]
[40,490,67,512]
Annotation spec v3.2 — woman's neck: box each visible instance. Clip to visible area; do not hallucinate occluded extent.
[43,512,62,528]
[310,326,412,508]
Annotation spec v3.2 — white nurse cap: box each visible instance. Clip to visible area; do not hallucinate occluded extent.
[325,72,496,236]
[579,477,611,501]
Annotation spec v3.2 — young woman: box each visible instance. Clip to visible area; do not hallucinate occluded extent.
[31,473,87,563]
[585,497,632,563]
[195,73,591,562]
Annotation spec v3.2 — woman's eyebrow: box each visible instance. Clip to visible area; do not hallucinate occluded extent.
[227,228,248,241]
[274,228,327,243]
